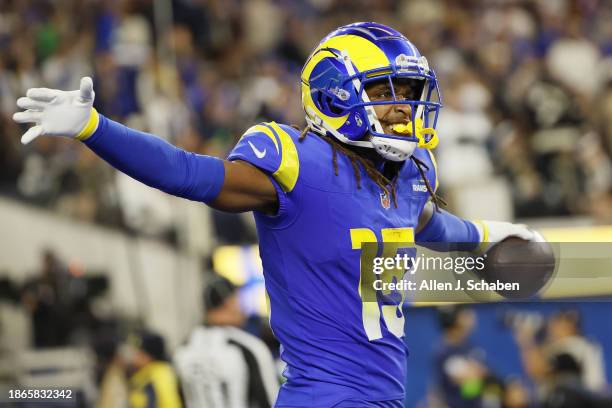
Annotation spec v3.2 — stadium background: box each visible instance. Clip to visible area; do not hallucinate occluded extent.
[0,0,611,406]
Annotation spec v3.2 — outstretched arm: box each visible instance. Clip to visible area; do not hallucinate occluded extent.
[416,201,540,251]
[13,77,278,214]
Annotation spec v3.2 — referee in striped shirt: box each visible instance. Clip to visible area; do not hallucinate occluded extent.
[174,276,279,408]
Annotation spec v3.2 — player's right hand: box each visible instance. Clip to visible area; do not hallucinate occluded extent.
[13,76,98,145]
[477,220,546,252]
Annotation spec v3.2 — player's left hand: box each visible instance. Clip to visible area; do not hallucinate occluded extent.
[477,220,546,252]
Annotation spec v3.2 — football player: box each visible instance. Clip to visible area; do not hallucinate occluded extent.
[13,22,541,408]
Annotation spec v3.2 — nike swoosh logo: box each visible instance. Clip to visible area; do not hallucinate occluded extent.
[248,141,267,158]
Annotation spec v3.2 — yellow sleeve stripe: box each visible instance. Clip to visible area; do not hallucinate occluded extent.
[268,122,299,193]
[426,149,439,193]
[75,108,100,141]
[240,122,299,192]
[242,124,279,154]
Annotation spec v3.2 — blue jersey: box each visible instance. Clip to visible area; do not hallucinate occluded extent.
[228,122,437,407]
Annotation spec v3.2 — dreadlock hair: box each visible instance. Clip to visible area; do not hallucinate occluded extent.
[294,125,447,210]
[412,155,447,211]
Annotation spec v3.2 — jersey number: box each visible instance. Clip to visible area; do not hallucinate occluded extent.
[350,227,415,341]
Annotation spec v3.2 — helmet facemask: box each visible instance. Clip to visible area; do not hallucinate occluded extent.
[347,64,441,161]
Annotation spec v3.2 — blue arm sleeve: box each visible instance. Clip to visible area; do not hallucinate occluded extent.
[416,209,480,252]
[83,115,224,203]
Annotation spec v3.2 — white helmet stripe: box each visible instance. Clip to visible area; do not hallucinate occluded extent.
[347,27,378,41]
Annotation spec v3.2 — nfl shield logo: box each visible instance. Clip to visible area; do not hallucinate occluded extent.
[380,191,390,209]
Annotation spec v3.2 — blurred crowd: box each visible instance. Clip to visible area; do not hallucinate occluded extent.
[0,249,280,407]
[0,0,612,240]
[429,305,610,408]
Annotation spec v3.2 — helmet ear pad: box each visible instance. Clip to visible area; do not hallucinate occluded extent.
[307,56,370,142]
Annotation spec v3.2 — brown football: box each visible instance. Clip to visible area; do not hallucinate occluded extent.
[478,236,556,299]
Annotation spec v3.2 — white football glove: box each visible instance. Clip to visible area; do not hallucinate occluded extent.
[474,220,546,253]
[12,76,98,144]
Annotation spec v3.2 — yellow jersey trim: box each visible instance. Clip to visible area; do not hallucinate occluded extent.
[242,124,280,154]
[268,122,299,192]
